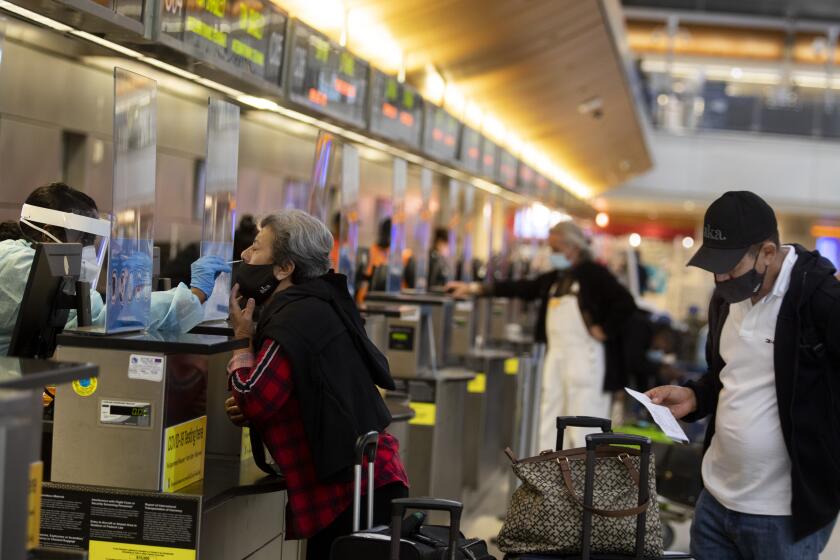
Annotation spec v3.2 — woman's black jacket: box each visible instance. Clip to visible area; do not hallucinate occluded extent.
[254,272,396,482]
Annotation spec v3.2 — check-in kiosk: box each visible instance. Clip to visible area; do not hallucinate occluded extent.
[365,291,455,370]
[449,297,477,361]
[52,332,246,491]
[475,296,513,344]
[0,358,98,560]
[45,331,303,560]
[462,347,516,489]
[360,298,474,513]
[362,298,432,378]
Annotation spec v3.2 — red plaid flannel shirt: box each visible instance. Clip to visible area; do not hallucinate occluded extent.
[229,339,409,539]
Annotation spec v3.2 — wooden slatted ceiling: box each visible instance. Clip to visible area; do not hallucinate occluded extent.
[344,0,651,194]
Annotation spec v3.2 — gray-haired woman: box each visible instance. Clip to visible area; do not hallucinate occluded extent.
[223,210,409,559]
[448,220,636,450]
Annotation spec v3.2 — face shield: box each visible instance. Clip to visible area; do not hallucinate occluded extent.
[20,203,111,286]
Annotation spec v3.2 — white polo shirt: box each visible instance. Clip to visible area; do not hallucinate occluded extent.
[701,246,797,515]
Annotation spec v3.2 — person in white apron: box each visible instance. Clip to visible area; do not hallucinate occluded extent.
[539,279,610,451]
[447,220,636,453]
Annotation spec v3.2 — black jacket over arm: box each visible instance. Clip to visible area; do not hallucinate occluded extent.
[684,245,840,540]
[254,272,396,482]
[487,260,637,390]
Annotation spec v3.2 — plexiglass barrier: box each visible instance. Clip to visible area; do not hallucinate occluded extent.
[201,98,240,321]
[339,144,360,294]
[106,68,157,332]
[387,158,407,292]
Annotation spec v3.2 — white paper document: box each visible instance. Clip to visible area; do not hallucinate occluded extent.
[625,387,690,444]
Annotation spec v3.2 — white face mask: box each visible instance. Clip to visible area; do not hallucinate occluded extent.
[80,245,102,286]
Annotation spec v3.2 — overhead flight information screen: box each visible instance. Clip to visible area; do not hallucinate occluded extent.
[287,21,369,128]
[369,70,424,148]
[159,0,287,85]
[459,126,482,173]
[423,105,461,163]
[518,162,536,194]
[227,0,287,83]
[480,137,498,180]
[498,149,518,189]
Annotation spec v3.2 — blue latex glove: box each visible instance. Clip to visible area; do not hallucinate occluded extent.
[190,255,232,299]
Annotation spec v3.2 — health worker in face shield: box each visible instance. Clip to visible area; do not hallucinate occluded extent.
[448,220,637,450]
[0,182,231,356]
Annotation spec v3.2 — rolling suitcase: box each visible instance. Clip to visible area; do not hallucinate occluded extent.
[330,431,496,559]
[504,417,692,560]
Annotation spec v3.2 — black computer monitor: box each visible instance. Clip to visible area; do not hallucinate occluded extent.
[9,243,83,359]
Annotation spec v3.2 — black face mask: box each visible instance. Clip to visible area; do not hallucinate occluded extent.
[233,263,280,305]
[714,253,765,304]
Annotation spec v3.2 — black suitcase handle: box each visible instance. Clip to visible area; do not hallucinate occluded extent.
[585,432,651,453]
[353,431,380,532]
[582,433,653,560]
[556,416,612,451]
[389,498,462,560]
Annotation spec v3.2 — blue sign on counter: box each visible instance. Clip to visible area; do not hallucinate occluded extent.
[105,237,154,332]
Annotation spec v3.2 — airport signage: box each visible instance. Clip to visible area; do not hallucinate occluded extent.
[369,69,424,148]
[480,137,498,181]
[422,104,461,163]
[518,162,536,194]
[159,0,287,85]
[498,149,518,190]
[459,126,482,173]
[287,20,370,128]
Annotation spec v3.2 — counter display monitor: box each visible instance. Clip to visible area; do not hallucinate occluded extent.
[422,104,461,162]
[518,162,536,194]
[228,0,287,83]
[288,21,369,128]
[498,149,518,190]
[159,0,287,85]
[459,126,482,173]
[370,70,424,147]
[480,137,498,180]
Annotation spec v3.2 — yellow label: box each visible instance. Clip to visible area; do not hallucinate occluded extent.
[505,358,520,375]
[90,540,196,560]
[27,461,43,550]
[467,373,486,394]
[162,416,207,493]
[72,377,98,397]
[231,39,265,66]
[240,426,253,462]
[408,402,436,426]
[186,16,228,47]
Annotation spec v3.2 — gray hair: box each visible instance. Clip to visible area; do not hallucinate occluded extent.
[550,220,592,260]
[260,210,334,284]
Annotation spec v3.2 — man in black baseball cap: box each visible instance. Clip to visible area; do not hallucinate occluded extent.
[687,191,778,275]
[645,191,840,559]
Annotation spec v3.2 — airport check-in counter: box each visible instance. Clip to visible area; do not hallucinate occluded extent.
[449,296,478,362]
[47,331,302,560]
[476,297,513,344]
[462,347,516,488]
[365,291,455,368]
[0,358,98,560]
[394,368,473,523]
[360,298,474,515]
[186,320,252,461]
